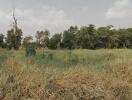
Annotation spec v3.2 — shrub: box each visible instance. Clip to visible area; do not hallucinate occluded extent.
[47,53,53,60]
[26,43,36,57]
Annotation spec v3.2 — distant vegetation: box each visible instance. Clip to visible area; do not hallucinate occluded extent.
[0,25,132,50]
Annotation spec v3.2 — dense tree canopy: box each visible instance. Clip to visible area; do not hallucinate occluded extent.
[48,33,62,49]
[0,34,5,48]
[6,28,22,50]
[76,24,96,49]
[35,30,50,48]
[1,25,132,50]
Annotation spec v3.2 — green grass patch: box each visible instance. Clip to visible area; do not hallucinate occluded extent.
[0,49,13,66]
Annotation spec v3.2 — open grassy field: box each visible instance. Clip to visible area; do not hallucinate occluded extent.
[0,49,132,100]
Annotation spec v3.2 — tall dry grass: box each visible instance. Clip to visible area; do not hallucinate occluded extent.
[0,49,132,100]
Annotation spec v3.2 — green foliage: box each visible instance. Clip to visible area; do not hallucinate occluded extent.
[62,26,78,49]
[62,31,75,49]
[0,49,12,65]
[0,34,6,48]
[26,43,36,57]
[61,25,132,49]
[35,30,50,48]
[6,28,22,50]
[25,49,122,70]
[0,25,132,50]
[76,24,96,49]
[23,35,33,47]
[48,34,62,49]
[68,50,79,65]
[96,26,119,48]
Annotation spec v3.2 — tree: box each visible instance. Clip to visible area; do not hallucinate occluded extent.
[118,29,132,48]
[76,24,96,49]
[6,29,15,49]
[35,31,42,47]
[6,28,22,50]
[6,2,23,50]
[96,26,119,49]
[68,26,79,48]
[12,2,23,50]
[48,33,62,49]
[0,34,5,48]
[23,35,33,47]
[42,30,50,48]
[14,28,22,50]
[62,26,79,49]
[35,30,50,48]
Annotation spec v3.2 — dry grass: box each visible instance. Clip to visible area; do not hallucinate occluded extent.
[0,49,132,100]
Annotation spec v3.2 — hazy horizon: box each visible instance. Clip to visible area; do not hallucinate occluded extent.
[0,0,132,36]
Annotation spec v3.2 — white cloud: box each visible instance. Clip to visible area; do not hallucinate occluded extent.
[105,0,132,19]
[0,6,73,36]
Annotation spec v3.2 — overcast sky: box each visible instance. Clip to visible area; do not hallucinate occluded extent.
[0,0,132,36]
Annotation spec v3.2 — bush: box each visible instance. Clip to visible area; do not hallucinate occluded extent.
[26,43,36,57]
[47,53,53,60]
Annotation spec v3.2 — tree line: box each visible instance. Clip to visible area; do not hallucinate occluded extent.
[0,24,132,50]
